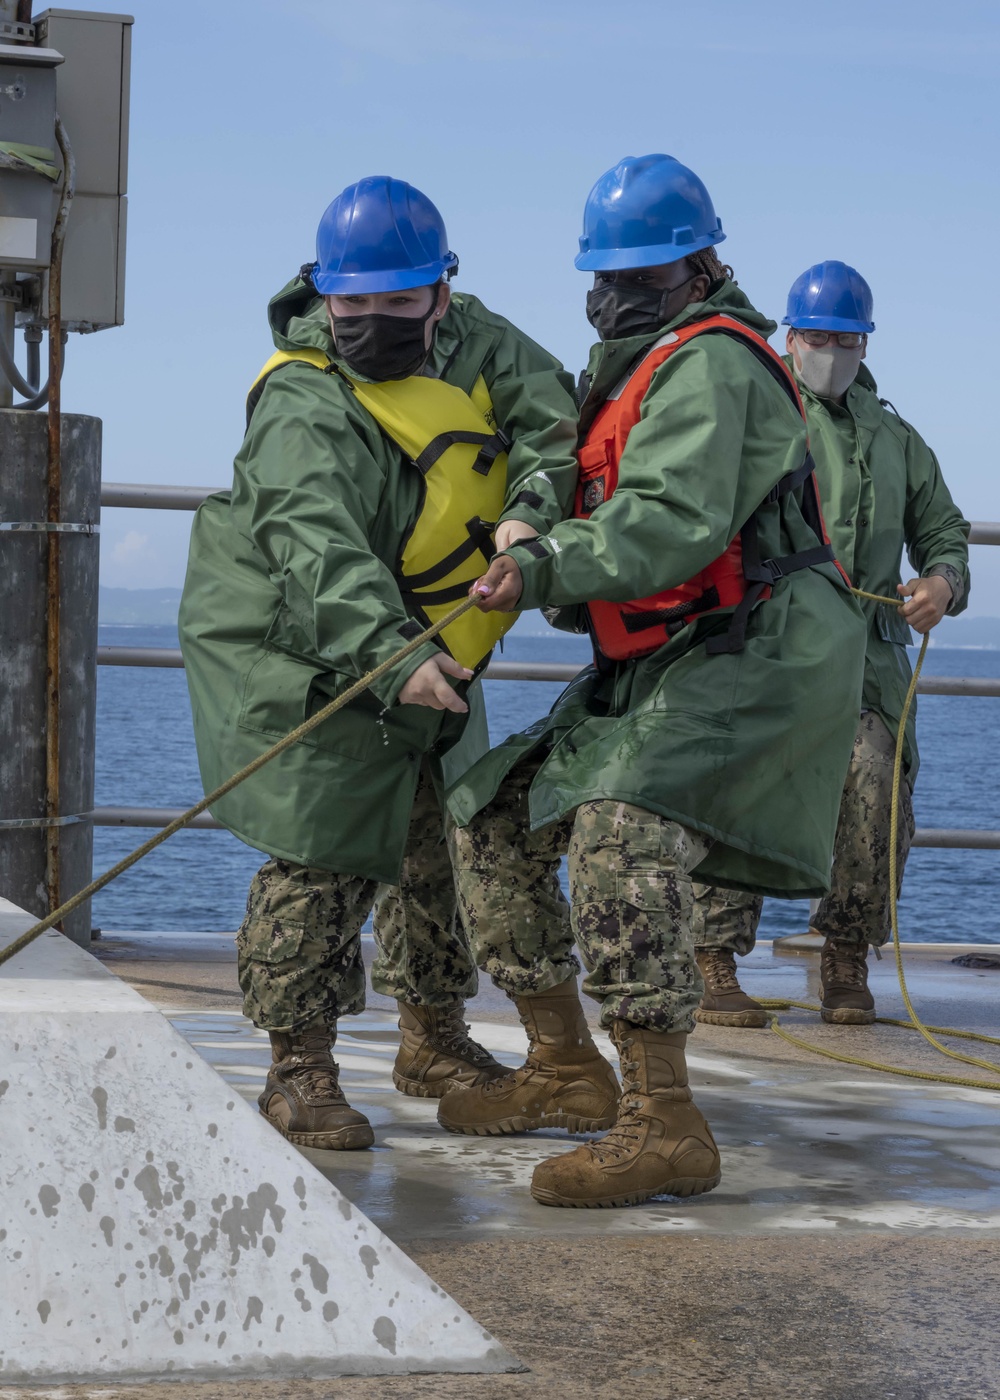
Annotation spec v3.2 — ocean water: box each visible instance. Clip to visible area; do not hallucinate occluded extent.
[91,626,1000,944]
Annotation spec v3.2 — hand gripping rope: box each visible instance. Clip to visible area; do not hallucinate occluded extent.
[0,598,480,972]
[1,586,998,1092]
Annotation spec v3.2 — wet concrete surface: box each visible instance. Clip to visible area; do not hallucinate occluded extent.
[76,930,1000,1397]
[92,930,1000,1243]
[160,1003,1000,1241]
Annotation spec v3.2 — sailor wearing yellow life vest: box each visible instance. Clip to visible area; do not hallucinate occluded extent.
[440,155,867,1209]
[178,177,579,1150]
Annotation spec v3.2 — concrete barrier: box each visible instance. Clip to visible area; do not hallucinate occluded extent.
[0,899,519,1383]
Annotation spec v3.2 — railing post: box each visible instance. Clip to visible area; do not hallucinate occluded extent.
[0,409,100,945]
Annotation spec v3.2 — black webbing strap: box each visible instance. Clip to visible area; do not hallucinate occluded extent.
[413,429,510,477]
[704,581,770,655]
[705,509,835,656]
[766,543,837,577]
[766,450,817,503]
[797,470,828,544]
[397,517,495,594]
[399,580,473,608]
[621,585,721,635]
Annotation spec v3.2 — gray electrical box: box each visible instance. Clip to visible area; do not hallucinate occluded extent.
[0,42,63,269]
[31,8,132,330]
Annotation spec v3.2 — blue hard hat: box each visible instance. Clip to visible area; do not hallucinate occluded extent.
[312,176,458,295]
[575,153,725,272]
[782,261,875,334]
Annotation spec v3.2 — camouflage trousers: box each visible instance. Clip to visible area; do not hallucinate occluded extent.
[692,712,915,954]
[237,762,477,1031]
[452,755,713,1033]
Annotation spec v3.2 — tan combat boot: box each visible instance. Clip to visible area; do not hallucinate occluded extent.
[259,1023,374,1150]
[393,1002,507,1098]
[437,977,620,1135]
[530,1020,721,1208]
[820,936,876,1024]
[694,948,768,1028]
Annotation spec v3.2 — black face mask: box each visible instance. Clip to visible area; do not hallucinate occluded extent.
[585,274,696,342]
[332,297,439,381]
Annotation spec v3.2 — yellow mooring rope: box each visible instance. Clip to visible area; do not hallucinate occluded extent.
[0,597,480,972]
[759,587,1000,1092]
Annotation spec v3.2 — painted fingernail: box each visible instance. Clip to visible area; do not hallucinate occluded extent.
[476,585,491,596]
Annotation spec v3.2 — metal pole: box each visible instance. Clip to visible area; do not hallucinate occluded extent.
[41,115,76,926]
[0,271,15,411]
[0,412,100,945]
[45,235,63,920]
[100,482,223,510]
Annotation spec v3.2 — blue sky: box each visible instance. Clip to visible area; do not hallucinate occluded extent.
[51,0,1000,612]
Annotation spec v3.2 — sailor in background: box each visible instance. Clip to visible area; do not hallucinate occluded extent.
[179,177,578,1148]
[441,156,866,1208]
[692,261,971,1027]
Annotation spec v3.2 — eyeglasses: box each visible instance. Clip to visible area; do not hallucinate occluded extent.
[794,329,866,349]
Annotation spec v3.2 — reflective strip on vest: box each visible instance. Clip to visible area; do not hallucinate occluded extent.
[247,349,519,670]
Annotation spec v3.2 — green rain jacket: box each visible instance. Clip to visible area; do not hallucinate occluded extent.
[449,281,868,898]
[793,360,970,781]
[178,279,578,882]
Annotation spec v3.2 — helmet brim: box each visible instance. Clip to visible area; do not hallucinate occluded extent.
[575,230,725,273]
[313,254,457,296]
[782,313,875,334]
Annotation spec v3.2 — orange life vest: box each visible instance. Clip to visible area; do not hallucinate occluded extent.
[574,314,843,660]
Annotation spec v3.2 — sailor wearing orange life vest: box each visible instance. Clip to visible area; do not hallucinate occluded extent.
[438,155,867,1210]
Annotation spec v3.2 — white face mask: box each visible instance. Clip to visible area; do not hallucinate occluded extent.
[795,343,864,399]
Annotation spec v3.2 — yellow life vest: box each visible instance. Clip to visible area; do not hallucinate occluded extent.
[247,348,519,670]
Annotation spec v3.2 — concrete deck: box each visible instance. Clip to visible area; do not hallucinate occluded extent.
[57,928,1000,1399]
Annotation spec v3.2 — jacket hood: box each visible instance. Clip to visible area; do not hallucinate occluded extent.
[268,276,335,355]
[675,277,776,341]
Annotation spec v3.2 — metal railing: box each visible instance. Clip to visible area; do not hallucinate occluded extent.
[98,484,1000,544]
[93,646,1000,699]
[96,483,1000,849]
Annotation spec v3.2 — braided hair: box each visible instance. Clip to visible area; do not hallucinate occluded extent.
[687,246,735,286]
